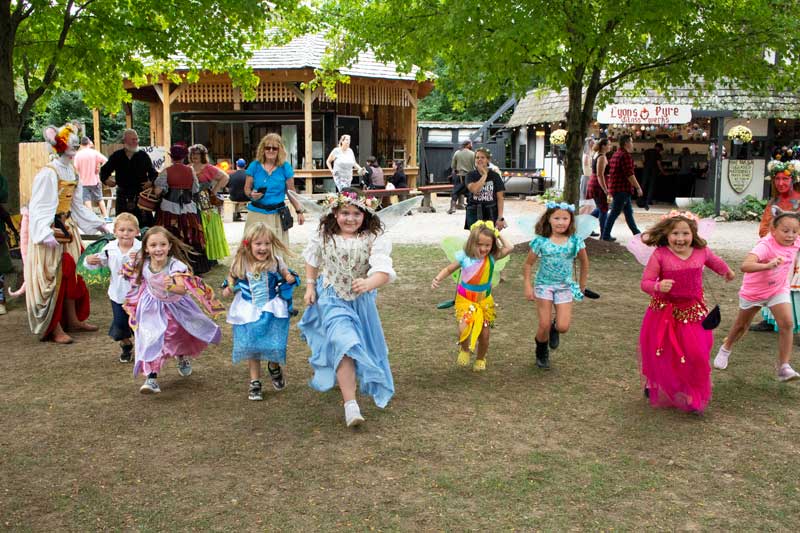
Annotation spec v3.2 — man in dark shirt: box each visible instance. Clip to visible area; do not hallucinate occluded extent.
[100,129,157,227]
[601,135,643,241]
[227,158,248,221]
[638,142,665,209]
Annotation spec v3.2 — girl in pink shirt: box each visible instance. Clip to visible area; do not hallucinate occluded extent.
[714,209,800,381]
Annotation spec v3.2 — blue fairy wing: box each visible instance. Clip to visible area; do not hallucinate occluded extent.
[575,214,599,242]
[515,214,541,240]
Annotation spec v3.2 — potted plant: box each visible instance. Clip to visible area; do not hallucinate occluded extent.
[728,125,753,145]
[550,129,567,147]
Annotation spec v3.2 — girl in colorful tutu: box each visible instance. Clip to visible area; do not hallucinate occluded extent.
[714,209,800,381]
[431,220,513,371]
[523,202,590,369]
[82,213,141,363]
[639,211,734,413]
[222,222,299,401]
[298,189,394,428]
[123,226,224,394]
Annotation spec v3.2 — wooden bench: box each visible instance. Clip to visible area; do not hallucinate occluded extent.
[416,184,454,212]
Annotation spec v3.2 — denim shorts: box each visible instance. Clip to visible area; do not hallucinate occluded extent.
[534,283,574,304]
[82,184,102,202]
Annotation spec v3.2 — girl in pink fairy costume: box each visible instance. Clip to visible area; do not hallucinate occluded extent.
[638,211,734,413]
[123,226,224,394]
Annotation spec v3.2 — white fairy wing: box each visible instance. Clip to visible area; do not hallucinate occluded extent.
[515,214,540,241]
[697,218,715,241]
[287,190,325,221]
[575,214,599,241]
[376,195,423,230]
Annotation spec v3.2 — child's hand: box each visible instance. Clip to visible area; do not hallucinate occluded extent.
[352,277,372,294]
[222,287,232,298]
[431,277,441,289]
[304,285,316,306]
[658,279,674,293]
[285,273,296,284]
[767,256,784,269]
[724,269,735,281]
[86,254,102,266]
[524,285,536,301]
[129,250,138,261]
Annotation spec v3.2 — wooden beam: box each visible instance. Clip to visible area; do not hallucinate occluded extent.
[403,88,418,109]
[286,83,304,102]
[169,84,187,104]
[304,86,313,170]
[162,81,171,148]
[408,87,418,168]
[123,103,132,129]
[232,87,241,111]
[92,108,101,152]
[153,83,164,103]
[149,102,162,146]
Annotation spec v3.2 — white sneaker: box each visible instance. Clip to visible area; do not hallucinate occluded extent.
[140,378,161,394]
[713,346,731,370]
[177,357,192,377]
[777,364,800,382]
[0,303,6,315]
[344,400,365,428]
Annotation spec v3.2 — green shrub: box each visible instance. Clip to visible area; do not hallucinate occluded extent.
[689,195,766,221]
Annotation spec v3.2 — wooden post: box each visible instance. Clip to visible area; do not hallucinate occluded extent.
[149,102,162,146]
[407,88,418,168]
[124,103,132,129]
[304,86,313,170]
[92,108,101,151]
[162,81,171,148]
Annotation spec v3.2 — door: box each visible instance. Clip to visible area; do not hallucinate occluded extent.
[358,120,373,165]
[281,125,298,167]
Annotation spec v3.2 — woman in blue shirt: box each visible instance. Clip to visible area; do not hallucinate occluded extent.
[244,133,306,244]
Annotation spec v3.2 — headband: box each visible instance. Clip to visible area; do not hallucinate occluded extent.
[469,219,500,237]
[662,209,699,222]
[323,191,381,214]
[545,201,575,212]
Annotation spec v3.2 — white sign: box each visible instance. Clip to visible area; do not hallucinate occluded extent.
[597,104,692,125]
[728,160,754,194]
[141,146,167,172]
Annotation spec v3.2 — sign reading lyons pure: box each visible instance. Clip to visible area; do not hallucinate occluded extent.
[597,104,692,125]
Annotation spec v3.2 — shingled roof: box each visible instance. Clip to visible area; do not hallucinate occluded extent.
[174,33,424,82]
[508,85,800,127]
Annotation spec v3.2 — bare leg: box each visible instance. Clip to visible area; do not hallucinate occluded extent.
[721,307,761,350]
[769,303,794,366]
[554,302,573,334]
[336,355,357,403]
[475,325,490,361]
[64,298,98,331]
[97,200,109,219]
[535,298,553,342]
[458,319,471,352]
[248,359,261,382]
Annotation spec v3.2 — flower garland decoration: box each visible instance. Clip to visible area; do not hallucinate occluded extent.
[550,129,567,146]
[727,125,753,144]
[323,190,381,214]
[767,159,800,180]
[545,200,575,212]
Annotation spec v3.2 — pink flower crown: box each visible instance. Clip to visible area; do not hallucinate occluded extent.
[662,209,699,222]
[323,191,381,214]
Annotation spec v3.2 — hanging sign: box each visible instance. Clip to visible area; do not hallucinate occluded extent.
[141,146,167,172]
[597,104,692,125]
[728,160,754,194]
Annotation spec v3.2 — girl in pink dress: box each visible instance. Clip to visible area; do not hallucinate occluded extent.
[639,211,734,413]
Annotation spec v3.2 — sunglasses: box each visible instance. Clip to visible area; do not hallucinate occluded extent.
[265,146,279,151]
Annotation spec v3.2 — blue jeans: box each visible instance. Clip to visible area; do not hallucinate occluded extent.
[602,192,640,239]
[591,208,607,237]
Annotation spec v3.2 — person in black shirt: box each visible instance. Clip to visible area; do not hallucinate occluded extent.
[464,148,506,230]
[638,142,665,209]
[100,129,157,227]
[227,158,249,221]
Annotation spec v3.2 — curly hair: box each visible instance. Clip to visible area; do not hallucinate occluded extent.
[189,144,209,164]
[534,206,576,238]
[133,226,195,284]
[318,189,383,242]
[641,215,707,248]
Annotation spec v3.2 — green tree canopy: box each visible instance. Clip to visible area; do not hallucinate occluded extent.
[314,0,800,203]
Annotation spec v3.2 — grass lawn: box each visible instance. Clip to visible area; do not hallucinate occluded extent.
[1,242,798,531]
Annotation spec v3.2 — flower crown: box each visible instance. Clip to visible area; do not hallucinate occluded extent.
[662,209,699,222]
[767,160,800,180]
[545,201,575,212]
[323,191,381,214]
[470,219,500,237]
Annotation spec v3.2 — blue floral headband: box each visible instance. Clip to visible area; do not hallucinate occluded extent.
[545,201,575,212]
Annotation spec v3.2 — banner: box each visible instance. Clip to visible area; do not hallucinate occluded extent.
[597,104,692,125]
[141,146,167,172]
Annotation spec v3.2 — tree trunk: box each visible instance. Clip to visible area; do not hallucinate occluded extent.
[0,118,21,213]
[0,0,21,212]
[564,83,589,206]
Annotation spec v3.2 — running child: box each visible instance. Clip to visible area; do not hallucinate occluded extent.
[123,226,223,394]
[83,212,141,362]
[714,209,800,381]
[639,211,734,413]
[222,222,299,401]
[298,189,394,428]
[523,202,590,369]
[431,220,513,371]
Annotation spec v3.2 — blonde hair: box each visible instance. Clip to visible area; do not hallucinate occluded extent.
[113,212,139,232]
[229,222,291,280]
[133,226,194,283]
[256,133,287,167]
[464,225,500,258]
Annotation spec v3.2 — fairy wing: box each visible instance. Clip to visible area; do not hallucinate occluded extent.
[575,214,599,241]
[287,190,325,221]
[491,254,510,287]
[441,236,465,282]
[626,217,715,266]
[515,214,540,241]
[376,195,423,230]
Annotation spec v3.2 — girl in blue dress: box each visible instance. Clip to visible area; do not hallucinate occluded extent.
[298,189,394,428]
[522,202,590,369]
[223,222,299,401]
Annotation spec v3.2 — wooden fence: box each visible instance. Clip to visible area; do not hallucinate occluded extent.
[18,142,123,206]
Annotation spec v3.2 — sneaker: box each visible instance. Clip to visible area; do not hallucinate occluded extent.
[749,320,774,332]
[248,380,263,401]
[777,364,800,382]
[267,364,286,391]
[139,378,161,394]
[177,357,192,377]
[600,237,617,242]
[344,400,365,427]
[472,359,487,372]
[0,303,6,315]
[549,320,560,350]
[713,346,731,370]
[456,349,471,367]
[119,346,133,363]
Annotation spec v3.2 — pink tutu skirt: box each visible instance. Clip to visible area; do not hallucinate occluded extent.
[639,298,713,413]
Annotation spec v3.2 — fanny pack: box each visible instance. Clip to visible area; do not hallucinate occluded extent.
[252,199,293,231]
